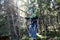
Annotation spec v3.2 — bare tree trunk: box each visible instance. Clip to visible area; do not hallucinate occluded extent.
[4,0,22,40]
[37,0,43,34]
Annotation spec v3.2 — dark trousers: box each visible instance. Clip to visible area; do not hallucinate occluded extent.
[29,19,37,39]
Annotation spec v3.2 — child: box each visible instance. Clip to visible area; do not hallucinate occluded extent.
[25,10,38,40]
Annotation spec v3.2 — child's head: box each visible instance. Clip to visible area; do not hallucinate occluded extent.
[27,8,33,15]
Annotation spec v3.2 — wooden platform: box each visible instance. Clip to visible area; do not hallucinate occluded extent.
[0,36,10,40]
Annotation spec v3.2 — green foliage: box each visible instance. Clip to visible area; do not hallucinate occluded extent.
[0,13,9,36]
[56,0,60,3]
[54,37,60,40]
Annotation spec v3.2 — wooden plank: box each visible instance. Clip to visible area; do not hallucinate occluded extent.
[0,36,10,40]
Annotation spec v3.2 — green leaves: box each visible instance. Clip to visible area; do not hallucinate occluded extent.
[0,13,9,36]
[56,0,60,3]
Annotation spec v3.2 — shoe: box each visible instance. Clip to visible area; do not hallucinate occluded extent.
[33,39,36,40]
[29,33,31,37]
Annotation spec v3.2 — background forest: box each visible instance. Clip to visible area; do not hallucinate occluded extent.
[0,0,60,40]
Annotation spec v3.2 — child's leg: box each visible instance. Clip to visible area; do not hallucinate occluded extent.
[29,24,33,37]
[32,22,37,39]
